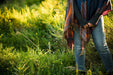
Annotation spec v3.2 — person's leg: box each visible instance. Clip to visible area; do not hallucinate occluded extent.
[92,16,113,72]
[73,27,85,71]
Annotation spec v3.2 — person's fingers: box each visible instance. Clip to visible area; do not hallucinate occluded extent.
[83,24,88,28]
[88,23,94,27]
[83,23,94,28]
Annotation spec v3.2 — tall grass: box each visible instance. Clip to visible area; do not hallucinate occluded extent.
[0,0,67,50]
[0,43,76,75]
[0,0,113,75]
[0,43,107,75]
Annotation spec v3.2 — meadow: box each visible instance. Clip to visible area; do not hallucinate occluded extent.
[0,0,113,75]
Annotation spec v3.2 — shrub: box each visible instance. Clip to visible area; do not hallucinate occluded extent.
[0,0,67,51]
[0,43,18,75]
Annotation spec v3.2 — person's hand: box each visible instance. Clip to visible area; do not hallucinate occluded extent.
[88,23,95,27]
[83,24,89,28]
[83,23,94,28]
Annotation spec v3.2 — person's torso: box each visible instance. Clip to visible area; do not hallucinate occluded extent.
[76,0,105,20]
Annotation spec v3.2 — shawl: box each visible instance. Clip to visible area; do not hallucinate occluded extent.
[64,0,112,55]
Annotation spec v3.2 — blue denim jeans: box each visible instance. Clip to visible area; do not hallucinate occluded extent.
[73,16,113,72]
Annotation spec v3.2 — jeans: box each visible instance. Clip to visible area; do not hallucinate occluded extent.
[73,16,113,72]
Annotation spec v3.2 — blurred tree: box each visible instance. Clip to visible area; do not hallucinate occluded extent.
[0,0,13,3]
[0,0,5,4]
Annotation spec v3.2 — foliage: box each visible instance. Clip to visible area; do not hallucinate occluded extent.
[1,42,111,75]
[0,43,18,74]
[0,0,113,75]
[0,43,107,75]
[0,0,67,50]
[0,43,76,75]
[26,0,44,6]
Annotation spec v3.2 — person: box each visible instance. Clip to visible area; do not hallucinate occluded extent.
[64,0,113,74]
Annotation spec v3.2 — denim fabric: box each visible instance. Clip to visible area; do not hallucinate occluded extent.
[73,16,113,72]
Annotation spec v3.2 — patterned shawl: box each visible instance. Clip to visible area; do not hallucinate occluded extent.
[64,0,112,55]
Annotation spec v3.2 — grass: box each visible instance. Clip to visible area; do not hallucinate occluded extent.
[0,0,67,50]
[0,43,107,75]
[0,43,76,75]
[0,0,113,75]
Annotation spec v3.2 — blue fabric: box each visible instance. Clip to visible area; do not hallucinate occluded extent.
[76,0,107,20]
[73,16,113,71]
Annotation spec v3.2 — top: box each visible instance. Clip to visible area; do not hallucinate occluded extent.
[64,0,112,55]
[76,0,111,20]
